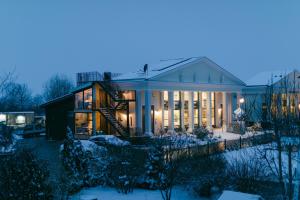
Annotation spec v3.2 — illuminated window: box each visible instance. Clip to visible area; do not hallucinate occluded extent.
[75,112,93,135]
[194,92,199,126]
[183,91,189,127]
[0,114,6,123]
[75,88,93,110]
[201,92,215,126]
[16,115,26,124]
[164,91,169,128]
[174,91,180,128]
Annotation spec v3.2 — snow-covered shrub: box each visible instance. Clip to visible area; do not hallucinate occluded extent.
[0,148,52,199]
[193,126,211,140]
[107,146,144,194]
[60,128,108,193]
[145,139,184,200]
[144,145,164,189]
[89,135,130,147]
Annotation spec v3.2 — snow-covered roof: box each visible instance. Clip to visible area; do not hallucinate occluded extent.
[218,190,263,200]
[113,57,202,81]
[113,56,245,86]
[246,69,294,86]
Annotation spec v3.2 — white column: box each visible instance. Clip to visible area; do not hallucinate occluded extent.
[135,90,142,136]
[237,92,241,109]
[144,89,153,136]
[188,91,194,132]
[222,92,228,130]
[168,91,174,133]
[180,91,185,131]
[160,91,165,131]
[198,92,202,127]
[207,92,212,131]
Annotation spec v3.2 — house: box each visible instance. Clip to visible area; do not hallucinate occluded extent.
[243,69,300,126]
[42,57,300,140]
[0,111,35,128]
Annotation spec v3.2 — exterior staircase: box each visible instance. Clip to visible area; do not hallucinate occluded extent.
[97,81,130,137]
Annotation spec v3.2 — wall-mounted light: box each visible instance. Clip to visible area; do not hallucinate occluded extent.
[298,103,300,111]
[239,98,245,104]
[218,108,222,115]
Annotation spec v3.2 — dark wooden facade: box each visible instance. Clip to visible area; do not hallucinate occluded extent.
[43,94,74,140]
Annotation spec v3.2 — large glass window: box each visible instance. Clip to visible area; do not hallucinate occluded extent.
[83,88,92,109]
[184,91,189,127]
[164,91,169,128]
[75,112,93,135]
[122,90,136,100]
[194,92,199,127]
[174,91,180,128]
[75,88,93,110]
[75,92,83,109]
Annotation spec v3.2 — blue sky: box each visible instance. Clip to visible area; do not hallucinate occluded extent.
[0,0,300,94]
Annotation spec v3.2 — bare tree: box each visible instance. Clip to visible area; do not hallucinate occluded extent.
[0,83,32,112]
[43,74,74,101]
[0,70,15,98]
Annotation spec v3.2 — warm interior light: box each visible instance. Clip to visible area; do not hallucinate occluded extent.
[16,115,26,124]
[0,114,6,123]
[218,108,222,115]
[239,98,245,104]
[298,103,300,110]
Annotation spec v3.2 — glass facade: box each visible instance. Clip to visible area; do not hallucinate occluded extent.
[194,92,199,127]
[75,88,93,110]
[174,91,180,128]
[163,91,169,128]
[75,112,93,135]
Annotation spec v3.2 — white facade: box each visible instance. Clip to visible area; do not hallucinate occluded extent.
[113,57,247,135]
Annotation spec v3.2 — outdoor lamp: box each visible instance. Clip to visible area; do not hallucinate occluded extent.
[298,103,300,111]
[239,98,245,104]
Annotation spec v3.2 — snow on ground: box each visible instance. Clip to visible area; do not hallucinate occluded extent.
[218,190,262,200]
[213,129,265,140]
[0,131,23,154]
[224,143,297,180]
[71,186,205,200]
[89,135,130,146]
[154,133,210,148]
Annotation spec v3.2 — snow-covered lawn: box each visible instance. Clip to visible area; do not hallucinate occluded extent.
[71,186,207,200]
[213,129,266,140]
[224,143,297,180]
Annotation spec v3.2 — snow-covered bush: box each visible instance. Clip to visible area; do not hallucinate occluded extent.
[144,139,185,200]
[144,145,164,189]
[60,128,108,193]
[107,146,145,194]
[0,148,52,199]
[193,126,212,140]
[89,135,130,147]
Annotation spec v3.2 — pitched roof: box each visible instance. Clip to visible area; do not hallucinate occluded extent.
[40,93,73,107]
[114,57,200,81]
[246,69,296,86]
[114,56,245,85]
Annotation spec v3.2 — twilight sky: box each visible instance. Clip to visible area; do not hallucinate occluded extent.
[0,0,300,94]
